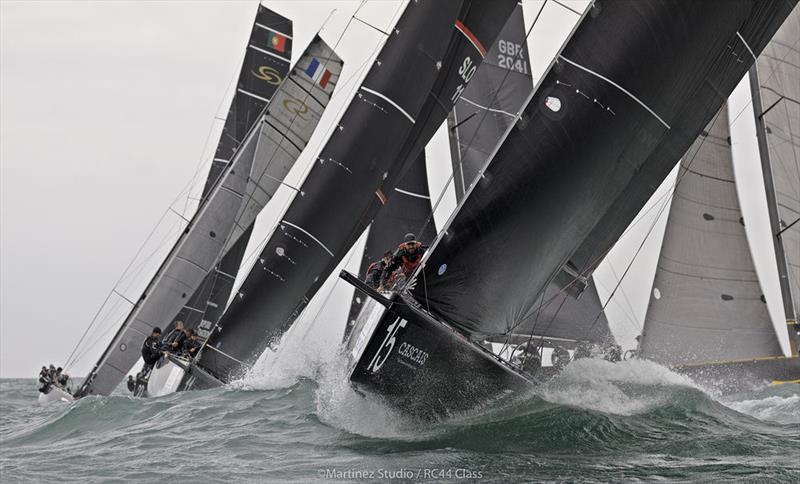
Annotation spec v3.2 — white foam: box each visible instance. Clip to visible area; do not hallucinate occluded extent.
[539,358,700,416]
[725,394,800,424]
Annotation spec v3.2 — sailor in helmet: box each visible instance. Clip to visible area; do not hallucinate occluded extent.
[381,233,427,290]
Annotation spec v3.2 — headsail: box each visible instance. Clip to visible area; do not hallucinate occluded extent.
[411,0,796,341]
[750,6,800,355]
[639,105,783,366]
[199,0,520,382]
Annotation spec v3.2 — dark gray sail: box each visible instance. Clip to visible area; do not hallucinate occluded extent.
[751,6,800,355]
[204,5,293,196]
[410,0,796,342]
[445,3,612,346]
[199,0,520,382]
[164,6,294,343]
[447,3,532,199]
[639,106,783,366]
[344,153,436,340]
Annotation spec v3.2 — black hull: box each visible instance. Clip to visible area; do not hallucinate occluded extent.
[674,357,800,394]
[346,289,536,420]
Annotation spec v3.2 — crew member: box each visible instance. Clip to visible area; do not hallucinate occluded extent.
[365,251,393,289]
[381,233,427,288]
[182,329,201,358]
[38,366,51,393]
[161,321,187,354]
[141,327,163,376]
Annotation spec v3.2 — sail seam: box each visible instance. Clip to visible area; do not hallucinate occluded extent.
[558,55,671,129]
[248,43,291,64]
[281,220,335,257]
[359,87,416,123]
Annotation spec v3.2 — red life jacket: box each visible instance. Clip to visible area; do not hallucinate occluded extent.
[398,242,423,276]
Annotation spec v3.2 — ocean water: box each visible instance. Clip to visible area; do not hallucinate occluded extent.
[2,347,798,483]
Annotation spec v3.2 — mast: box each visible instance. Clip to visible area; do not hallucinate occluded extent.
[749,6,800,356]
[198,0,520,382]
[409,0,796,342]
[639,105,783,365]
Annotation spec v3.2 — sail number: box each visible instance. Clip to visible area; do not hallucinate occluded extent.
[451,56,477,103]
[367,317,407,373]
[497,40,529,75]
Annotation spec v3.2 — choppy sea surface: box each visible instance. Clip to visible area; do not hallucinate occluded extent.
[2,338,798,483]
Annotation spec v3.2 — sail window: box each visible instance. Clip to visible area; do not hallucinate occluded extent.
[653,287,661,300]
[721,294,734,301]
[702,213,715,221]
[545,96,562,112]
[438,264,448,276]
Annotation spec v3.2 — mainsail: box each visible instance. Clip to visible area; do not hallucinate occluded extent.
[411,0,796,342]
[198,0,520,382]
[750,6,800,355]
[639,106,783,366]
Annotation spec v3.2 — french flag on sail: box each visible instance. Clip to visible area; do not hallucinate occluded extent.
[304,58,332,89]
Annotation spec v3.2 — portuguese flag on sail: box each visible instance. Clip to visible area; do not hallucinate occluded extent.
[267,30,287,53]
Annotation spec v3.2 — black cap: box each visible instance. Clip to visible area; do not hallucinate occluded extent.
[57,367,62,372]
[404,233,416,243]
[152,326,162,334]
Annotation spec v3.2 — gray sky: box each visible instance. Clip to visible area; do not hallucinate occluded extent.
[0,0,789,378]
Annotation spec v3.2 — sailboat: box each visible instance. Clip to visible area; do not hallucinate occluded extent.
[341,0,797,419]
[638,8,800,391]
[61,5,344,400]
[188,0,521,386]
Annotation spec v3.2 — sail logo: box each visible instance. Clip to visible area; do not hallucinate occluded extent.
[451,56,477,103]
[283,97,310,120]
[252,65,282,85]
[304,58,332,89]
[367,317,407,373]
